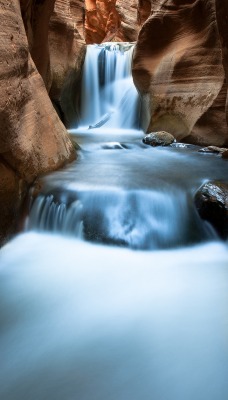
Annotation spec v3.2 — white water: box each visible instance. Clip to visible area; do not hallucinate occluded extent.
[0,234,228,399]
[0,42,228,399]
[26,130,228,249]
[78,43,140,131]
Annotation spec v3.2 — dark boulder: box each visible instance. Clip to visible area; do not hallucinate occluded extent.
[194,181,228,239]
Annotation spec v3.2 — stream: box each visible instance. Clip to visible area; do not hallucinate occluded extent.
[0,43,228,400]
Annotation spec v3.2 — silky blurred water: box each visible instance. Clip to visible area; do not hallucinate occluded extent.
[78,43,140,130]
[26,131,228,249]
[0,233,228,400]
[0,132,228,399]
[0,42,228,400]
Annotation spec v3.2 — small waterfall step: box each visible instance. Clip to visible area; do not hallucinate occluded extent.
[78,42,141,131]
[27,188,214,250]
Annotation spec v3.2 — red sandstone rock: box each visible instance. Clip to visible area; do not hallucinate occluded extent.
[215,0,228,131]
[20,0,55,89]
[0,0,75,243]
[132,0,228,147]
[0,161,23,245]
[49,0,86,101]
[85,0,151,43]
[85,0,120,43]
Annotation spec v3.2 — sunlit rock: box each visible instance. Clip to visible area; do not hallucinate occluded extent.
[84,0,151,44]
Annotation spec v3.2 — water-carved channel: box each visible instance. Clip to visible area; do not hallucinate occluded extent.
[0,43,228,400]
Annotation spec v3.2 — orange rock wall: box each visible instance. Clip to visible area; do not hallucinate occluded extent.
[0,0,75,244]
[49,0,86,101]
[215,0,228,130]
[132,0,228,146]
[21,0,55,89]
[85,0,151,43]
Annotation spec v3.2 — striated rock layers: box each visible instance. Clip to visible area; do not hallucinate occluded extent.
[0,0,75,244]
[85,0,151,43]
[21,0,56,89]
[133,0,228,146]
[49,0,86,118]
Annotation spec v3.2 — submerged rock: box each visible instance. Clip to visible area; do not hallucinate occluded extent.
[170,143,200,150]
[143,131,175,147]
[195,181,228,239]
[198,146,228,155]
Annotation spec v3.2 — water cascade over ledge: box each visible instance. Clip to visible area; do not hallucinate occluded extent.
[77,43,141,131]
[1,40,228,400]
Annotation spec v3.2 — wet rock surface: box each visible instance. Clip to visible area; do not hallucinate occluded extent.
[170,143,200,150]
[198,146,228,155]
[143,131,175,146]
[195,181,228,239]
[222,150,228,159]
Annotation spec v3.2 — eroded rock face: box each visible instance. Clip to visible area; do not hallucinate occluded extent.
[85,0,151,43]
[20,0,56,89]
[132,0,228,147]
[49,0,86,105]
[0,0,75,244]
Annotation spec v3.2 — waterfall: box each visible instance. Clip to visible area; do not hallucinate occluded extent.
[27,187,214,250]
[78,43,141,131]
[1,40,228,400]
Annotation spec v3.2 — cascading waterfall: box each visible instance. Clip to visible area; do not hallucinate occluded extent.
[27,188,212,250]
[1,40,228,400]
[78,43,141,130]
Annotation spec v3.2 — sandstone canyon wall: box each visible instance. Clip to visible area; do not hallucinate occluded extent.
[133,0,228,146]
[0,0,75,245]
[84,0,151,43]
[49,0,86,101]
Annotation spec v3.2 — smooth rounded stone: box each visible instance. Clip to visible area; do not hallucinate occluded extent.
[194,181,228,239]
[143,131,175,147]
[198,146,228,155]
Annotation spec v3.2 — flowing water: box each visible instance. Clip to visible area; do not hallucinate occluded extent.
[78,43,140,130]
[0,43,228,400]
